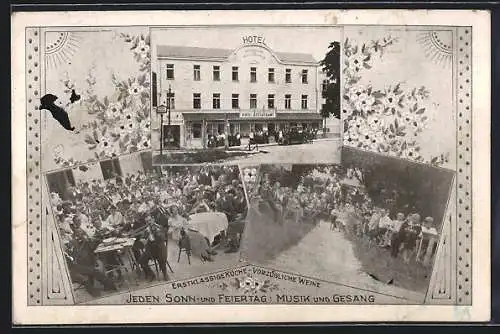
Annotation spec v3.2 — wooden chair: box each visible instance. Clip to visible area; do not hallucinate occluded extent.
[100,253,137,289]
[177,229,191,265]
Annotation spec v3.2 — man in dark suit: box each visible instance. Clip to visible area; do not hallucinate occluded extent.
[197,167,212,186]
[66,228,117,296]
[138,215,170,281]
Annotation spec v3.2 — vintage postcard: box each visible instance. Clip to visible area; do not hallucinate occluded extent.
[12,10,490,324]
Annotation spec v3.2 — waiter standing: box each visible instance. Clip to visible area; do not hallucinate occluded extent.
[138,215,170,282]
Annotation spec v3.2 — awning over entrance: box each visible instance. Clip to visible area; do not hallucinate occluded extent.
[274,113,323,121]
[182,112,240,122]
[181,111,323,122]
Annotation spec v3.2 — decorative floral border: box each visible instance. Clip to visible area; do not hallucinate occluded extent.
[214,275,280,294]
[53,33,152,167]
[342,36,449,166]
[22,25,474,308]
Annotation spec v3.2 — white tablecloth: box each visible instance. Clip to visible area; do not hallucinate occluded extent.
[187,212,229,244]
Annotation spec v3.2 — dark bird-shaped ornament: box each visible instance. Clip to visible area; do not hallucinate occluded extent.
[70,89,81,104]
[40,94,76,132]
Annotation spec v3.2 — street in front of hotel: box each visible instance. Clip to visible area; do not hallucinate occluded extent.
[229,137,341,164]
[152,136,341,165]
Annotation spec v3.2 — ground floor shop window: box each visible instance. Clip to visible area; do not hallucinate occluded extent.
[192,123,201,139]
[163,125,181,148]
[240,123,250,137]
[206,123,221,136]
[229,123,240,135]
[217,123,225,134]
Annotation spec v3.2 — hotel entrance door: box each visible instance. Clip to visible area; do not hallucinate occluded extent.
[267,123,276,142]
[267,122,276,134]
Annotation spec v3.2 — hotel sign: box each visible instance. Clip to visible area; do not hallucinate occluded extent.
[240,110,276,118]
[242,35,266,45]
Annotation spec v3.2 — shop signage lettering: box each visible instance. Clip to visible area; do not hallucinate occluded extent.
[240,110,276,118]
[242,35,266,45]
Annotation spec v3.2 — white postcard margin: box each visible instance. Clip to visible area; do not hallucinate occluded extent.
[11,9,491,324]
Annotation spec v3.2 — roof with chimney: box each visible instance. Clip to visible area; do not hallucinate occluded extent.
[156,45,319,65]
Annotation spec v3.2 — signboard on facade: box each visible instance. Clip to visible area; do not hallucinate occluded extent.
[240,110,276,118]
[156,105,168,114]
[242,35,266,45]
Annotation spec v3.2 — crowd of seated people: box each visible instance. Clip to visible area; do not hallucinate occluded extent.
[256,166,345,226]
[351,207,439,265]
[50,166,247,297]
[255,166,440,266]
[328,172,440,266]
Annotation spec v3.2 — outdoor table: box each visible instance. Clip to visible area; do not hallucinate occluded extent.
[94,237,138,287]
[187,212,229,245]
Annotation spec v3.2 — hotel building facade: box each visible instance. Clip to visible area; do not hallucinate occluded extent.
[151,36,337,149]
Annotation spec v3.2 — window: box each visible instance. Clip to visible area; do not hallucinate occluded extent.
[193,93,201,109]
[213,93,221,109]
[193,65,201,81]
[285,94,291,109]
[232,66,239,81]
[250,67,257,83]
[167,92,175,110]
[268,68,275,83]
[301,95,308,109]
[192,123,202,138]
[232,94,239,109]
[100,158,122,180]
[285,68,292,83]
[250,94,257,109]
[267,94,275,109]
[213,66,221,81]
[301,69,308,84]
[166,64,174,80]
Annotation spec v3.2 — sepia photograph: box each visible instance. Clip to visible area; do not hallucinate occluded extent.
[150,26,342,164]
[12,9,489,323]
[45,151,248,303]
[240,147,455,302]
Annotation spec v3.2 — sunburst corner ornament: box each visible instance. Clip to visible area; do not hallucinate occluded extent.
[417,31,453,68]
[45,31,83,69]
